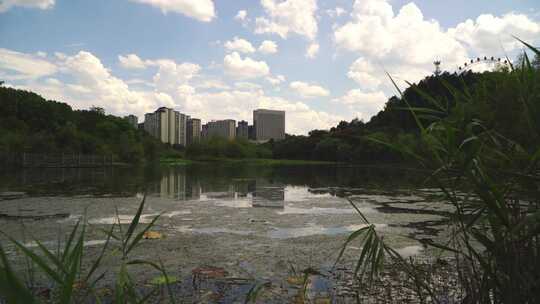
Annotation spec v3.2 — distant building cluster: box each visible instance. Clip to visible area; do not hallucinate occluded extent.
[128,108,285,146]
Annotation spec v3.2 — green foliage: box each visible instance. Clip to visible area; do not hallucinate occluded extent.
[340,40,540,303]
[185,136,272,160]
[0,87,167,163]
[271,70,508,163]
[0,196,175,303]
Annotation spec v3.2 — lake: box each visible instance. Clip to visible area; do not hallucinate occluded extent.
[0,163,453,302]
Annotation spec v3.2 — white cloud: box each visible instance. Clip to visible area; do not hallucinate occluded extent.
[0,0,54,12]
[173,87,343,134]
[0,48,57,80]
[305,42,319,59]
[224,37,256,53]
[235,81,262,90]
[259,40,278,54]
[195,79,230,90]
[289,81,329,98]
[151,59,201,92]
[266,74,285,86]
[118,54,147,69]
[326,7,345,18]
[449,13,540,54]
[332,89,387,121]
[255,0,318,40]
[334,0,469,87]
[128,0,216,22]
[235,10,247,21]
[347,57,382,90]
[223,52,270,79]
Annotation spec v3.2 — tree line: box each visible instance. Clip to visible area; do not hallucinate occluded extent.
[270,56,540,163]
[0,86,169,163]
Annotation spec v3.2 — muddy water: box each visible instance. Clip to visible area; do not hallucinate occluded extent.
[0,164,453,302]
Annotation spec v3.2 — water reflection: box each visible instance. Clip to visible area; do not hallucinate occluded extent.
[153,167,287,209]
[0,163,425,198]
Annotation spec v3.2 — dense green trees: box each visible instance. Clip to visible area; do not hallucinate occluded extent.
[185,137,271,160]
[270,68,533,163]
[0,86,166,163]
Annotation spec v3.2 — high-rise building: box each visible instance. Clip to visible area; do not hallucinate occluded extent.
[248,125,255,140]
[187,118,202,145]
[143,107,187,146]
[201,124,209,139]
[205,119,236,139]
[253,109,285,142]
[124,115,138,128]
[236,120,249,139]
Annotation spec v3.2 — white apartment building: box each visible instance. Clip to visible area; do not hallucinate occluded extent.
[144,107,187,146]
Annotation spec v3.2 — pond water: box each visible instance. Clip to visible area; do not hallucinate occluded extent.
[0,164,453,301]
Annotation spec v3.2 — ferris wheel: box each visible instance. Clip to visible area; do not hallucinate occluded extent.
[456,56,511,74]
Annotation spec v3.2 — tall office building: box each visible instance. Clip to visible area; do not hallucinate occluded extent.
[205,119,236,139]
[187,118,202,145]
[143,107,187,146]
[253,109,285,142]
[236,120,249,139]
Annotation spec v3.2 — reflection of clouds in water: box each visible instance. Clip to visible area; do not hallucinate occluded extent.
[176,226,253,236]
[277,206,357,215]
[23,239,108,249]
[162,210,191,217]
[58,209,190,225]
[214,199,253,208]
[396,245,423,258]
[89,214,157,225]
[284,186,333,202]
[175,223,387,239]
[268,224,387,239]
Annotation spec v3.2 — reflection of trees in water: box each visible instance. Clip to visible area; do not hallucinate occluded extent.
[1,164,426,196]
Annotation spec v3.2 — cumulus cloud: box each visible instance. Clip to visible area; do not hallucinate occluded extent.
[255,0,318,40]
[235,10,247,21]
[334,0,469,86]
[449,13,540,54]
[118,54,147,69]
[0,48,58,80]
[326,6,345,18]
[305,42,319,59]
[235,81,262,90]
[128,0,216,22]
[347,57,382,90]
[151,59,201,92]
[0,0,54,12]
[173,87,343,134]
[224,37,256,53]
[266,74,285,86]
[289,81,329,98]
[332,89,387,121]
[223,52,270,79]
[335,0,540,91]
[259,40,278,54]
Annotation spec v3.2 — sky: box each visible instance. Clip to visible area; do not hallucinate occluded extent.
[0,0,539,134]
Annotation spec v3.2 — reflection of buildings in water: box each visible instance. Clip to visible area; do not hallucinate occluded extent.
[252,180,285,208]
[160,169,187,200]
[155,171,284,207]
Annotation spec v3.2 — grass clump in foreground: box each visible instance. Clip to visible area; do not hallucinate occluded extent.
[337,39,540,303]
[0,195,177,303]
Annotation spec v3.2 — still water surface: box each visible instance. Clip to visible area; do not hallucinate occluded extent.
[0,164,451,297]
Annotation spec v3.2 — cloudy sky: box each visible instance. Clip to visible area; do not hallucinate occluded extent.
[1,0,539,134]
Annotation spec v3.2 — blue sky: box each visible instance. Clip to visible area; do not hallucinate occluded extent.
[1,0,539,134]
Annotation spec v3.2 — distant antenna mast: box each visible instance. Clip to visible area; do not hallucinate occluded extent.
[433,60,442,76]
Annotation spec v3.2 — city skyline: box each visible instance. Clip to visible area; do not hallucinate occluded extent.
[140,106,286,144]
[0,0,539,134]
